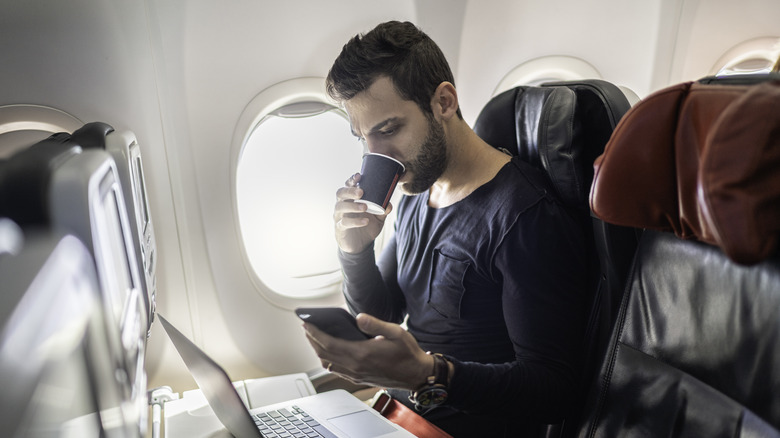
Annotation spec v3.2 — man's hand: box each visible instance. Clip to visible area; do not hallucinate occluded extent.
[303,313,432,390]
[334,173,392,254]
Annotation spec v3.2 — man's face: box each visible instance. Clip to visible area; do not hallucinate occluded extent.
[344,76,447,195]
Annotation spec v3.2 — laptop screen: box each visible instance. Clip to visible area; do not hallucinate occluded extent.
[157,314,263,438]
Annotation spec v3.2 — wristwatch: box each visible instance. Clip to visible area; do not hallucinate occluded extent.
[409,352,449,410]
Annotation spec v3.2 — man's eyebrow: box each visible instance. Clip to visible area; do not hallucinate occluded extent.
[351,117,400,138]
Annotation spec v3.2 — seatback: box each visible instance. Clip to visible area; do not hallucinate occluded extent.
[0,219,139,436]
[473,79,638,434]
[0,136,148,436]
[0,133,80,226]
[579,74,780,436]
[71,122,158,337]
[474,80,638,320]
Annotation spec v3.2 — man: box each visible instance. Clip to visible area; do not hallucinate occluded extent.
[303,21,589,436]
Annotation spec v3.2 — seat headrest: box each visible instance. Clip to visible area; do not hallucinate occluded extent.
[70,122,114,150]
[474,80,631,210]
[0,136,81,226]
[590,77,780,265]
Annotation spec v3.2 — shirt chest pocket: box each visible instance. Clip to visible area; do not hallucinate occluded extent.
[428,249,470,319]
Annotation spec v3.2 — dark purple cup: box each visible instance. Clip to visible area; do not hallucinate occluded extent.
[355,153,405,215]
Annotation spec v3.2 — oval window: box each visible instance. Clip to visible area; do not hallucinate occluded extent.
[712,37,780,76]
[493,55,602,94]
[234,78,400,304]
[0,104,83,158]
[237,102,362,299]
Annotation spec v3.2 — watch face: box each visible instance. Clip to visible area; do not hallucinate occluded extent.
[416,387,448,408]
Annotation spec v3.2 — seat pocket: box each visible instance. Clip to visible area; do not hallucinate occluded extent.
[427,249,469,319]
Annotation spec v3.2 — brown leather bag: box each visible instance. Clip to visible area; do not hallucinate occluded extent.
[370,390,453,438]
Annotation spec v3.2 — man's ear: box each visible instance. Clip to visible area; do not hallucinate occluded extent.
[431,82,459,120]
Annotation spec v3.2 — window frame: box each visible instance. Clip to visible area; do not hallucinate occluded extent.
[493,55,602,95]
[711,36,780,76]
[231,77,393,308]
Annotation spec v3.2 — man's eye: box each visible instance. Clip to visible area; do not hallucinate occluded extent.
[380,128,396,136]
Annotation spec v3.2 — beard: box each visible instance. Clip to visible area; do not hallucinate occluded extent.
[401,115,448,195]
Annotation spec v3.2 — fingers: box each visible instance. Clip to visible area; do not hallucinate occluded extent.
[334,173,370,231]
[345,172,361,187]
[334,199,368,226]
[304,323,366,380]
[335,185,364,202]
[356,313,402,339]
[303,322,364,361]
[304,319,430,389]
[338,173,362,199]
[335,173,365,212]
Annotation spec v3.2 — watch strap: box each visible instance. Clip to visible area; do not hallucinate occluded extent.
[409,352,450,410]
[429,353,448,386]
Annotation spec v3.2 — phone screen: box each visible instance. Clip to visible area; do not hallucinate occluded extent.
[295,307,370,341]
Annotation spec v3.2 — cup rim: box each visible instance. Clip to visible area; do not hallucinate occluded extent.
[354,199,387,215]
[362,152,405,172]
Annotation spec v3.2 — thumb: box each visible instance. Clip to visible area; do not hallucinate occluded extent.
[356,313,402,339]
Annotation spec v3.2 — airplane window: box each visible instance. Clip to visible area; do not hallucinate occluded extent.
[237,101,371,300]
[493,55,602,95]
[716,53,778,75]
[712,37,780,76]
[0,104,82,158]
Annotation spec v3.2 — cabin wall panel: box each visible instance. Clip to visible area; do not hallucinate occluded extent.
[456,0,661,125]
[670,0,780,82]
[142,0,228,393]
[414,0,468,82]
[0,0,194,390]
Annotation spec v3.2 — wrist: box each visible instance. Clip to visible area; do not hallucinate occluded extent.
[409,352,450,410]
[412,353,436,390]
[337,241,375,257]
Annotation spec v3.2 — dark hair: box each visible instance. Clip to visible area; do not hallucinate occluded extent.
[326,21,461,118]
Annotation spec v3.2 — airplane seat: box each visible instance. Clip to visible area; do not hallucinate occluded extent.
[0,218,141,436]
[577,75,780,436]
[472,79,639,436]
[0,135,81,227]
[0,216,23,255]
[0,136,150,436]
[71,121,158,337]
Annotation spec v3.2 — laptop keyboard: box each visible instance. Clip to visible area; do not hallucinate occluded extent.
[254,405,337,438]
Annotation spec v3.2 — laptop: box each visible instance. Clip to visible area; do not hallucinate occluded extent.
[158,314,415,438]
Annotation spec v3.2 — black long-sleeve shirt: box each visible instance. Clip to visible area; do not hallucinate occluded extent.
[339,158,590,433]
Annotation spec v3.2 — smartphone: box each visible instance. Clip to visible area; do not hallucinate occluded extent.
[295,307,370,341]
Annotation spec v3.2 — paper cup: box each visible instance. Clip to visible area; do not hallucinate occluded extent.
[355,153,405,215]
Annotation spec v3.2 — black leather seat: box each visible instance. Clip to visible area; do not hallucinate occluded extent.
[578,74,780,437]
[473,79,637,435]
